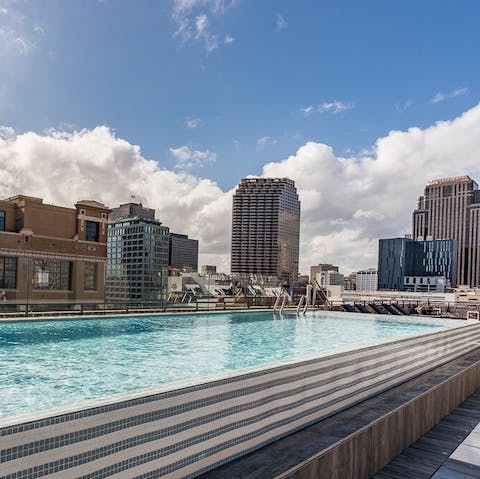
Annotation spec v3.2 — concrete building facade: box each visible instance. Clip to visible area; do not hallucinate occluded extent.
[105,203,169,303]
[355,269,378,292]
[231,178,300,283]
[413,176,480,286]
[0,195,110,305]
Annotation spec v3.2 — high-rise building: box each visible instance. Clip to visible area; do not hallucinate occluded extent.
[0,195,110,305]
[106,203,169,303]
[231,178,300,283]
[378,237,457,291]
[169,233,198,272]
[413,176,480,286]
[355,269,378,292]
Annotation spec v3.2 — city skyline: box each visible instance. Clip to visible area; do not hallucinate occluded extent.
[1,1,480,274]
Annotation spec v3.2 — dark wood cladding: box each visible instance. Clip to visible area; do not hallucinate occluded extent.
[283,355,480,479]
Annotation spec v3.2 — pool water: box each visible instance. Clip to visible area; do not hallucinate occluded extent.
[0,311,463,420]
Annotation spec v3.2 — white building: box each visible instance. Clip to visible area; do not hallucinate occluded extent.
[356,268,377,292]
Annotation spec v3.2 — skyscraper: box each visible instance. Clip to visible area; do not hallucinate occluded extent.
[106,203,169,303]
[412,176,480,286]
[169,233,199,272]
[231,178,300,283]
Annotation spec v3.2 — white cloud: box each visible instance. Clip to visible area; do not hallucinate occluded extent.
[0,125,14,140]
[395,99,413,112]
[261,103,480,272]
[431,87,468,104]
[185,118,202,129]
[170,145,217,169]
[33,24,44,35]
[195,13,208,35]
[0,4,42,58]
[172,0,236,53]
[275,13,287,32]
[452,87,468,97]
[301,101,355,117]
[256,136,278,149]
[318,101,355,114]
[431,92,446,104]
[1,104,480,274]
[301,106,315,116]
[224,34,234,45]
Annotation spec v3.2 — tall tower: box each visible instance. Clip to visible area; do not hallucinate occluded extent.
[106,203,170,303]
[231,178,301,283]
[412,176,480,286]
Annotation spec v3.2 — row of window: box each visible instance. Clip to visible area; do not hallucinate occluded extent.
[0,257,98,291]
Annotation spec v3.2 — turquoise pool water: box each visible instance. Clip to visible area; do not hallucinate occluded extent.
[0,311,463,420]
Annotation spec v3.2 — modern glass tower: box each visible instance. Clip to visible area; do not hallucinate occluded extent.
[231,178,300,283]
[105,203,169,303]
[412,176,480,286]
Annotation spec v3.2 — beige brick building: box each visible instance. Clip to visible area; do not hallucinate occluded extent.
[0,195,110,306]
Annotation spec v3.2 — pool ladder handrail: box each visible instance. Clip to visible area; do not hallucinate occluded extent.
[274,289,289,314]
[297,295,309,315]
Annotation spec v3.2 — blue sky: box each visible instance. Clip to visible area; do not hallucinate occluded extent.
[1,0,479,191]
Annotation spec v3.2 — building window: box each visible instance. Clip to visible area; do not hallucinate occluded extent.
[0,211,5,231]
[33,260,71,290]
[0,256,16,289]
[86,221,100,242]
[84,263,98,291]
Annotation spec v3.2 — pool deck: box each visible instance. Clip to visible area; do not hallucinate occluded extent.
[375,392,480,478]
[198,348,480,479]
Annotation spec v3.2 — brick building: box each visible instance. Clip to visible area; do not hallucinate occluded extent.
[0,195,110,306]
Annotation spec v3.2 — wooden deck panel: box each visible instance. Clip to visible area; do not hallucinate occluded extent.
[375,392,480,478]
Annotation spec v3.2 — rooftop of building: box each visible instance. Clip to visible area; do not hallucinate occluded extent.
[427,175,477,186]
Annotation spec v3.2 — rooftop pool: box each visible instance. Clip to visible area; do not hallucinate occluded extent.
[0,310,466,421]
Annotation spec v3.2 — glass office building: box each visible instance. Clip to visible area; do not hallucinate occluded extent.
[378,237,457,291]
[106,203,169,303]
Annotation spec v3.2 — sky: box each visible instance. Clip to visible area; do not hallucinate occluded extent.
[0,0,480,274]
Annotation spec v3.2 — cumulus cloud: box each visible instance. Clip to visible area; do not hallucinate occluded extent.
[172,0,236,53]
[262,103,480,273]
[1,104,480,275]
[0,127,231,270]
[170,145,217,169]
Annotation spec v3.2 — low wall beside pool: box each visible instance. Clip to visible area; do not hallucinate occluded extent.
[1,321,480,479]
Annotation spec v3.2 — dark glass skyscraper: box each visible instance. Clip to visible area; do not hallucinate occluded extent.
[106,203,169,303]
[378,237,457,290]
[231,178,300,283]
[413,176,480,286]
[169,233,199,272]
